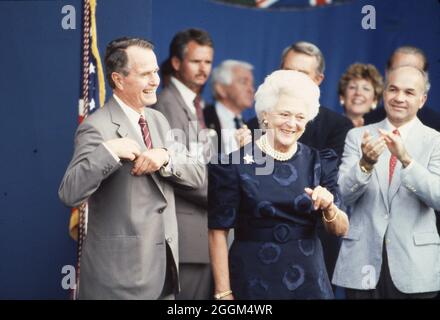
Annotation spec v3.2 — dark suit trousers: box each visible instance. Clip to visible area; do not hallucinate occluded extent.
[159,244,177,300]
[176,263,212,300]
[346,241,438,299]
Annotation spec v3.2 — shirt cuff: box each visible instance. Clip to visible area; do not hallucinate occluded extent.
[102,142,120,162]
[402,158,414,171]
[160,150,173,177]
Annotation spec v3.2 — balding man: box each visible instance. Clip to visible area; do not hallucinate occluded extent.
[333,66,440,299]
[364,46,440,131]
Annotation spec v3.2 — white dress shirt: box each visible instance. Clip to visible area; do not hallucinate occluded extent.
[113,94,145,142]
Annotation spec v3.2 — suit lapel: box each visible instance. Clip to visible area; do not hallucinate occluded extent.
[142,108,166,198]
[168,82,198,123]
[204,105,221,137]
[144,108,164,149]
[372,120,390,212]
[167,82,209,152]
[108,97,145,148]
[204,105,224,153]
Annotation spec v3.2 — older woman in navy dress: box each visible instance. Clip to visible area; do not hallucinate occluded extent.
[208,70,349,300]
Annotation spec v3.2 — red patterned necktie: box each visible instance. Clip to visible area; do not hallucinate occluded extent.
[388,129,400,185]
[193,95,206,129]
[138,115,153,149]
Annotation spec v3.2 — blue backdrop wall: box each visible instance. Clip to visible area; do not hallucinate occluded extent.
[0,0,439,299]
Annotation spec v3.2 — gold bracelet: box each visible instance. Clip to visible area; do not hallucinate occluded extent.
[214,290,233,300]
[322,206,339,223]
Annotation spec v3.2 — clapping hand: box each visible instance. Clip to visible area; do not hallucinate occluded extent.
[378,129,412,167]
[305,186,334,211]
[361,130,386,165]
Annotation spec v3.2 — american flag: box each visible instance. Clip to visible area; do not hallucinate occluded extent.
[257,0,335,8]
[69,0,105,299]
[217,0,351,9]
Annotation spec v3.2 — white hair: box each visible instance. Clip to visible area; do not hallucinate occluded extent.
[255,70,320,121]
[211,59,254,97]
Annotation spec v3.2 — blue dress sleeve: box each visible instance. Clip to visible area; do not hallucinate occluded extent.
[319,149,343,208]
[208,156,240,229]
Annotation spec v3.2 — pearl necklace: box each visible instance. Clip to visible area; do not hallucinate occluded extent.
[256,134,297,161]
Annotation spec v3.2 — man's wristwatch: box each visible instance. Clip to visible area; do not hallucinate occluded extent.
[359,162,373,174]
[161,148,170,167]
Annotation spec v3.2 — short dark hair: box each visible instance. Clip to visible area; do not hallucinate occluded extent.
[386,46,429,72]
[169,28,213,61]
[105,37,154,89]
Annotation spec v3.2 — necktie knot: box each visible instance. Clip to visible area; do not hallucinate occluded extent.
[393,129,400,136]
[138,115,146,126]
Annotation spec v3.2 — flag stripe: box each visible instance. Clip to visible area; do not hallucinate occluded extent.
[69,0,105,300]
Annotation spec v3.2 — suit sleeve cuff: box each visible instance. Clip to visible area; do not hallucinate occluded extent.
[102,142,120,162]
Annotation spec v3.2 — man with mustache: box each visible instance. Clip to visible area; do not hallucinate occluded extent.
[154,28,214,300]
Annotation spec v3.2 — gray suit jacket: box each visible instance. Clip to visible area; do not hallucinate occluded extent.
[59,97,205,299]
[333,118,440,293]
[153,82,210,264]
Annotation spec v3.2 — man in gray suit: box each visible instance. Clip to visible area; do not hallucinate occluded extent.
[59,37,205,299]
[333,65,440,298]
[154,28,214,300]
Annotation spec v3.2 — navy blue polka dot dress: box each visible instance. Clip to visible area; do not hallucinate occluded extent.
[208,142,342,299]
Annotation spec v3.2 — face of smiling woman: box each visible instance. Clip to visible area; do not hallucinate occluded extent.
[263,94,309,153]
[343,78,376,119]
